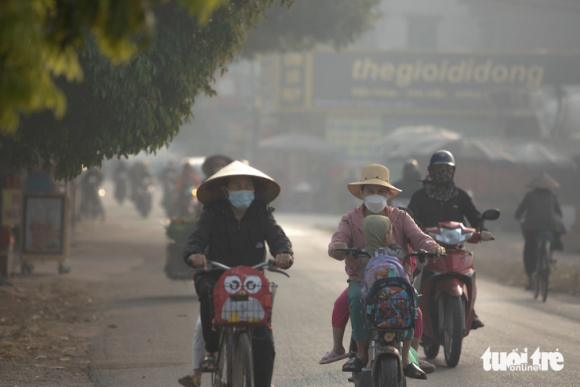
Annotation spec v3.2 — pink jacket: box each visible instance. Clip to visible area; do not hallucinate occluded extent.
[328,205,439,282]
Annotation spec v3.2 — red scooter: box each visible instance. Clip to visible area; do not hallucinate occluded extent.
[418,209,500,367]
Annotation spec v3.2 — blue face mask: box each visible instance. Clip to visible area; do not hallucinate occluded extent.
[227,190,255,210]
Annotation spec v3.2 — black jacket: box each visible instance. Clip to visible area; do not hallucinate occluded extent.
[183,199,292,270]
[515,189,562,232]
[408,187,487,230]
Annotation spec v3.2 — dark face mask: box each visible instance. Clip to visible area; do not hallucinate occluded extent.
[426,165,458,202]
[428,165,455,184]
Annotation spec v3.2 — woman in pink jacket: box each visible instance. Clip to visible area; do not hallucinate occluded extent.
[320,164,444,374]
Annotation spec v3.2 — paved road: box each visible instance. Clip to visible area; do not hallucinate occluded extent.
[55,185,580,387]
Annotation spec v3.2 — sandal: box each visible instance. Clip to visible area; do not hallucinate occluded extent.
[319,350,350,365]
[178,374,200,387]
[199,355,217,373]
[342,357,365,372]
[404,363,427,380]
[418,359,436,374]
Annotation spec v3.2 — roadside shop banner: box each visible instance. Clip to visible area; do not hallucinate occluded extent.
[264,50,580,114]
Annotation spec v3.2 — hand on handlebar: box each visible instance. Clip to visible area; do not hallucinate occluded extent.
[429,245,446,261]
[187,254,207,270]
[480,231,493,242]
[275,253,293,269]
[332,242,348,259]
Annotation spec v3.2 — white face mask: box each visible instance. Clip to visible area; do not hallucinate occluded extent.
[364,194,388,214]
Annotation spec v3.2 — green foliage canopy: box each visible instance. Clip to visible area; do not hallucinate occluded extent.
[0,0,233,134]
[1,0,380,180]
[1,0,284,178]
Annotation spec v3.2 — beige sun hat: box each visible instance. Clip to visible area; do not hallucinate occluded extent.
[196,160,281,204]
[347,164,402,199]
[528,172,560,190]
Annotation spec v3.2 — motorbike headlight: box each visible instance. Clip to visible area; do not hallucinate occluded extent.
[437,228,462,245]
[98,189,106,197]
[383,332,395,342]
[191,189,197,197]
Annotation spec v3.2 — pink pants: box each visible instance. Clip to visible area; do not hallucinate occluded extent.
[332,287,423,339]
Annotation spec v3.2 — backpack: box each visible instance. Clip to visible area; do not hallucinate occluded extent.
[212,266,272,326]
[361,249,407,298]
[361,249,417,330]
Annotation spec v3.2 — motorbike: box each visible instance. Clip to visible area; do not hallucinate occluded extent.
[134,177,154,218]
[114,171,128,204]
[174,185,199,219]
[160,174,178,218]
[419,209,500,367]
[81,175,104,220]
[334,248,438,387]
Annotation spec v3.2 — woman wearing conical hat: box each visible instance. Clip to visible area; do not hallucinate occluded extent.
[321,164,444,376]
[515,172,565,290]
[182,161,292,387]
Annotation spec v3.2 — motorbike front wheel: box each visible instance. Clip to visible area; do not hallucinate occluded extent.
[374,356,401,387]
[443,296,465,368]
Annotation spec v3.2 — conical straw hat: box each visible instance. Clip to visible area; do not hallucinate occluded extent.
[347,164,402,199]
[528,172,560,190]
[196,161,280,204]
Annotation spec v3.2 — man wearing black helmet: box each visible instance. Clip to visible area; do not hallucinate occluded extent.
[408,150,492,330]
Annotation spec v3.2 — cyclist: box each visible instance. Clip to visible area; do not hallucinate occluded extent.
[515,172,564,290]
[183,161,293,387]
[408,150,492,330]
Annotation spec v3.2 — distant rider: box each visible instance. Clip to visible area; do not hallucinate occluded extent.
[515,172,565,290]
[391,159,423,208]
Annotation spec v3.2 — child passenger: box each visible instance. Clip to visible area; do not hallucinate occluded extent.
[361,215,426,380]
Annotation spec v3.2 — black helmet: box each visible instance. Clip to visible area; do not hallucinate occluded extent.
[429,150,455,167]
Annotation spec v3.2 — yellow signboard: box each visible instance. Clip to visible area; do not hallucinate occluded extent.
[2,189,23,227]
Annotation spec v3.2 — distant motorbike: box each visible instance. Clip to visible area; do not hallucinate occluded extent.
[81,175,105,220]
[174,185,199,219]
[419,209,500,367]
[114,171,128,204]
[161,174,178,218]
[134,177,154,218]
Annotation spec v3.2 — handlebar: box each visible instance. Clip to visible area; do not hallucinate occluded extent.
[190,258,291,278]
[404,249,446,263]
[334,247,446,263]
[332,247,372,259]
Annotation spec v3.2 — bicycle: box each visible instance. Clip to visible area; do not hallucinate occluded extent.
[194,259,289,387]
[534,231,553,302]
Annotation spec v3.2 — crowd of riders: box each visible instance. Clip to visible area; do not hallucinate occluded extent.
[173,150,565,387]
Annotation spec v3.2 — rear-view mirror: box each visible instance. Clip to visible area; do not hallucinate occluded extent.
[482,209,500,221]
